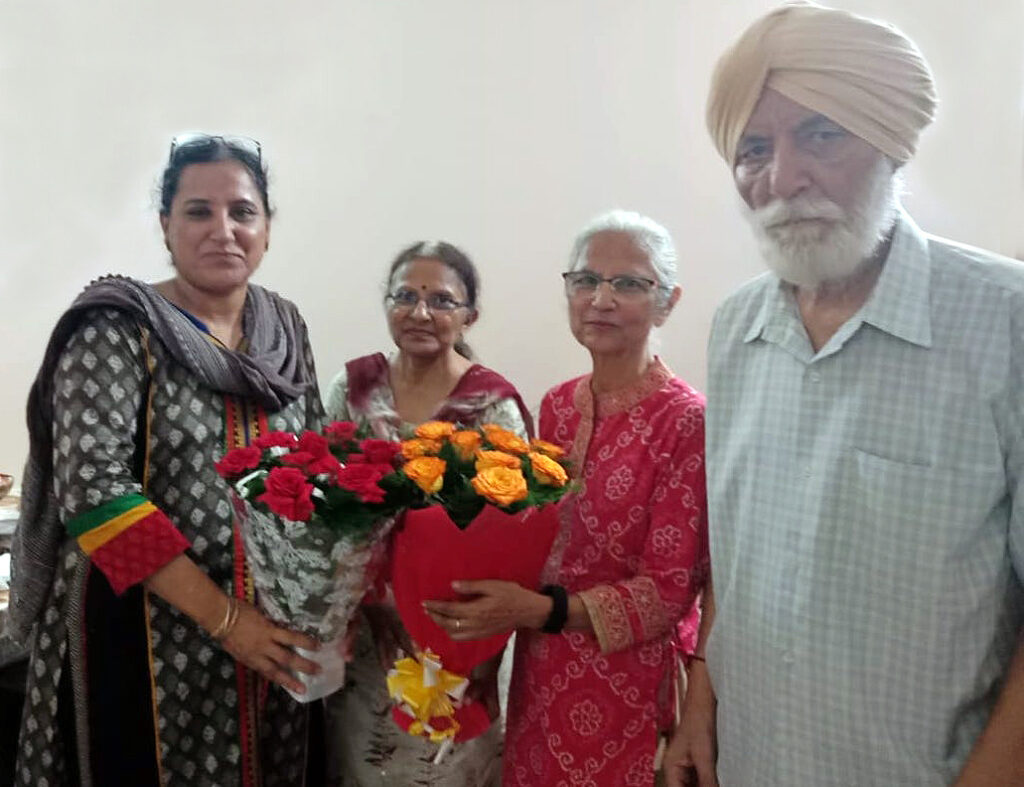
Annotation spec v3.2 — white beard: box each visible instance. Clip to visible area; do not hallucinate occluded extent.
[744,159,903,288]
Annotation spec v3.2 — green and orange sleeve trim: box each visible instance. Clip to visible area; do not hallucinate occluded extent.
[67,493,190,595]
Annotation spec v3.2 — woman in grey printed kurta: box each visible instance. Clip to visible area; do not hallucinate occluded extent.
[321,241,533,787]
[11,136,323,786]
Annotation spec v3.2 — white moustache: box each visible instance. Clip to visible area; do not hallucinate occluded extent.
[750,197,846,232]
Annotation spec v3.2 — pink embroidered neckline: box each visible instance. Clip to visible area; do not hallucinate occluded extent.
[566,357,673,472]
[572,356,673,420]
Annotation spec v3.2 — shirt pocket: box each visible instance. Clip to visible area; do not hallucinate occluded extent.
[833,448,1008,754]
[841,448,1005,606]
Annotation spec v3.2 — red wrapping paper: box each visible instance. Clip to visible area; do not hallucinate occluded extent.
[390,502,560,740]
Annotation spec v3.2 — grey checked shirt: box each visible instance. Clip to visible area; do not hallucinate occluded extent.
[706,211,1024,785]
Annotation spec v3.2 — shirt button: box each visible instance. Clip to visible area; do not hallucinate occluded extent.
[808,370,821,383]
[802,466,812,478]
[782,651,796,665]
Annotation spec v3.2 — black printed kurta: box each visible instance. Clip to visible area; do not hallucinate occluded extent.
[16,307,322,787]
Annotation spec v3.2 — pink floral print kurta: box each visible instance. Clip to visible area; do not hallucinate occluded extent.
[504,358,708,787]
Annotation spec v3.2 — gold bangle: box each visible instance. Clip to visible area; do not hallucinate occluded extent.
[223,597,241,639]
[210,597,237,640]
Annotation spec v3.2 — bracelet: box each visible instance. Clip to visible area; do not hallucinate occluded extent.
[684,653,706,668]
[210,596,240,640]
[226,598,241,638]
[539,585,569,634]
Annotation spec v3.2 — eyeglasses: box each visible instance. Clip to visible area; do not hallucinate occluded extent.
[169,133,263,165]
[562,270,666,298]
[386,289,468,313]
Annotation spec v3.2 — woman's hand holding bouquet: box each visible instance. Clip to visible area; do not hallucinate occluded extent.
[384,422,572,759]
[214,422,407,701]
[214,416,572,744]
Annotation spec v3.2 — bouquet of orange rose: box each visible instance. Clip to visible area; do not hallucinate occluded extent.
[215,421,411,702]
[385,421,570,759]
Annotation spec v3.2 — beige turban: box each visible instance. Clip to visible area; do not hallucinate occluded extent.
[706,2,937,165]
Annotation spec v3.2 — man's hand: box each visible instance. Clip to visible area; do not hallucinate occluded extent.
[663,661,719,787]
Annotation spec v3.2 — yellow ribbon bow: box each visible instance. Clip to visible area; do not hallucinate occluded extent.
[387,650,469,748]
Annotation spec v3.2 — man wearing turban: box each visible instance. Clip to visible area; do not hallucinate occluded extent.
[665,3,1024,785]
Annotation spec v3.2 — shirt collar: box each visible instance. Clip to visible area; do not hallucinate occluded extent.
[743,276,790,344]
[857,210,932,348]
[743,208,932,350]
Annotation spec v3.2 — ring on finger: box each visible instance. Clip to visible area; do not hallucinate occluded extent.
[455,618,462,630]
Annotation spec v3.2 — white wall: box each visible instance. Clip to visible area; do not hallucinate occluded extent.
[1,1,1021,483]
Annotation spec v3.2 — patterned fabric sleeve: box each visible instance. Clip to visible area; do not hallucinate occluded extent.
[537,382,579,455]
[298,317,326,429]
[478,397,530,440]
[1003,299,1024,578]
[323,368,353,421]
[538,395,554,443]
[52,308,189,594]
[578,399,709,654]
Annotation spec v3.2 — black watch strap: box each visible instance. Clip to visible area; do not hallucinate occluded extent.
[540,584,569,634]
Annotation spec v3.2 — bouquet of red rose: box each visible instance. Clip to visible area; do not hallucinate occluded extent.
[215,421,410,702]
[384,422,570,758]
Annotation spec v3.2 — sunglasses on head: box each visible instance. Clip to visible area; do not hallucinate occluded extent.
[168,133,263,165]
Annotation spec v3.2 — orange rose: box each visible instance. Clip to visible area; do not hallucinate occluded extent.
[483,426,529,455]
[529,438,565,459]
[403,456,447,495]
[471,466,528,507]
[450,430,483,460]
[414,421,456,440]
[529,452,568,487]
[401,438,442,459]
[475,449,522,473]
[481,423,509,441]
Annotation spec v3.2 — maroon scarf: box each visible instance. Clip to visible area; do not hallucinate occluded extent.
[345,353,534,437]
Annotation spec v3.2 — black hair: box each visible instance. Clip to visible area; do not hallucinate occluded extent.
[386,241,480,359]
[159,135,271,216]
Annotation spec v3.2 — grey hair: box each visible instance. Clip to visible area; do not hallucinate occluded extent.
[568,209,678,302]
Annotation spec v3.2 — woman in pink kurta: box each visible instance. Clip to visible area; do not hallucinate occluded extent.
[503,360,706,785]
[424,211,709,786]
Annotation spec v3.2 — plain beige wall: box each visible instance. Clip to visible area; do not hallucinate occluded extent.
[1,1,1022,483]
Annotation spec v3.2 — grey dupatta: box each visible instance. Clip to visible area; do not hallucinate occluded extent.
[8,275,315,642]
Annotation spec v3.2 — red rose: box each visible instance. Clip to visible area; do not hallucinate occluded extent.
[297,431,330,457]
[325,420,358,444]
[281,431,332,469]
[359,438,402,466]
[306,452,343,478]
[336,463,389,503]
[252,431,298,450]
[214,446,263,479]
[257,466,316,521]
